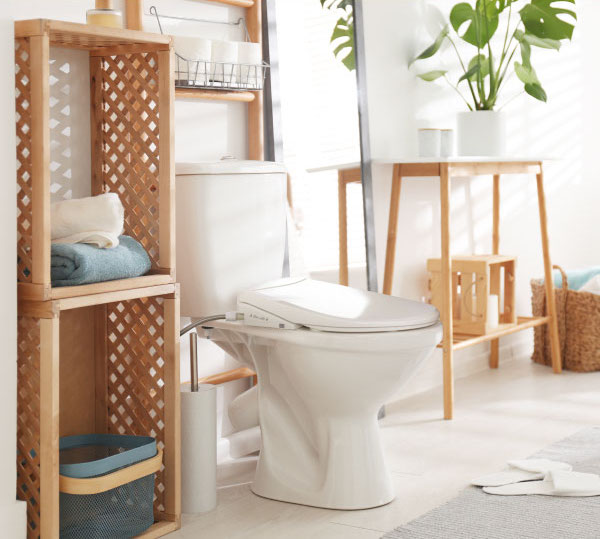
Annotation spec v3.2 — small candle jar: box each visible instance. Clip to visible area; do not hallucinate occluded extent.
[86,0,122,29]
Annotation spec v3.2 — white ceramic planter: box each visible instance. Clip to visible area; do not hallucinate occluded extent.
[457,111,506,157]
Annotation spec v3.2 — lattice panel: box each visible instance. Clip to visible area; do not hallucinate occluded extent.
[49,49,92,202]
[106,297,166,513]
[15,38,33,283]
[98,53,160,266]
[17,317,41,538]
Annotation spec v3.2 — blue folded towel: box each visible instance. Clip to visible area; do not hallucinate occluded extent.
[552,267,600,291]
[51,235,151,287]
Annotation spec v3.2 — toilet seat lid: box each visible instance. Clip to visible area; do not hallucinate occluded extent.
[237,278,440,332]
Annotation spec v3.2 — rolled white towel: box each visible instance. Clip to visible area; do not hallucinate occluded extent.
[51,193,124,248]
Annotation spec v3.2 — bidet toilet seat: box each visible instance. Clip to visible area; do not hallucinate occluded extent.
[238,277,440,333]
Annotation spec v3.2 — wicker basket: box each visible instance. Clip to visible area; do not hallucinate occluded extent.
[531,265,600,372]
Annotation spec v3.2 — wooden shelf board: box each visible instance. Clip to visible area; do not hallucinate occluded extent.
[136,519,180,538]
[204,0,255,7]
[19,282,178,317]
[442,316,550,351]
[175,87,256,102]
[18,273,175,303]
[15,19,171,50]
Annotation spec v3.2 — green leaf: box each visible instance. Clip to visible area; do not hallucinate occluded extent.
[495,0,518,12]
[514,61,540,84]
[514,30,533,67]
[450,1,499,47]
[320,0,355,71]
[520,0,576,41]
[410,26,449,66]
[468,54,490,78]
[417,70,448,82]
[330,14,355,71]
[525,82,548,101]
[458,64,481,83]
[523,32,562,50]
[320,0,353,10]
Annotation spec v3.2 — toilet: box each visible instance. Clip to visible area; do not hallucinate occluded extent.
[176,160,443,510]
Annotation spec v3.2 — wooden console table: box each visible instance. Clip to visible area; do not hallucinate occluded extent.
[380,158,562,420]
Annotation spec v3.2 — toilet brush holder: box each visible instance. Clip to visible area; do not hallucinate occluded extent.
[181,384,217,513]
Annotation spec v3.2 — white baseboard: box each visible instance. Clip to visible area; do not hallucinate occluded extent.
[0,500,27,538]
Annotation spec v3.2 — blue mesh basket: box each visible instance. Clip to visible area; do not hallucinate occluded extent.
[59,434,161,539]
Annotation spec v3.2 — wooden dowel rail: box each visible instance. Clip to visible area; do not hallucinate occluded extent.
[182,367,256,387]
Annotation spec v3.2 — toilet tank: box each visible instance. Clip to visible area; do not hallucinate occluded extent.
[176,160,288,318]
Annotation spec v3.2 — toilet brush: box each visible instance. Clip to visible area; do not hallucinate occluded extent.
[180,316,226,514]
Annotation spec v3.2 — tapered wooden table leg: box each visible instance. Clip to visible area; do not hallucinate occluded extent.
[490,174,500,369]
[536,168,562,373]
[338,172,349,286]
[383,164,402,295]
[440,164,454,419]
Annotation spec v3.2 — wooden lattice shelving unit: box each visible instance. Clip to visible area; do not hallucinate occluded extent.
[15,19,180,538]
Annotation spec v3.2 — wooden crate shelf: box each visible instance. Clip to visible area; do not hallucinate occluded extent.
[15,19,171,50]
[18,285,181,538]
[15,19,180,539]
[15,19,175,303]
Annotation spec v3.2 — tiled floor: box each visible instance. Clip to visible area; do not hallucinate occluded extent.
[173,358,600,538]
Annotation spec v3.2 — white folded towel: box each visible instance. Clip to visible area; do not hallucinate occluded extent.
[51,193,124,248]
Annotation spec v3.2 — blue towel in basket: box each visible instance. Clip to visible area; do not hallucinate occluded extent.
[552,267,600,291]
[51,235,151,287]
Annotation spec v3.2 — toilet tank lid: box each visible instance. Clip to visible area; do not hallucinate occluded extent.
[176,159,286,176]
[238,278,440,332]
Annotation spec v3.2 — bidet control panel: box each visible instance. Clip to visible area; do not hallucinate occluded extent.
[238,303,302,330]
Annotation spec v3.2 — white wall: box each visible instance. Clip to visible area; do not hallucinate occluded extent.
[0,2,26,535]
[362,0,600,401]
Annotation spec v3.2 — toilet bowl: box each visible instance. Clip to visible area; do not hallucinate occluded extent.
[176,160,442,510]
[204,277,442,509]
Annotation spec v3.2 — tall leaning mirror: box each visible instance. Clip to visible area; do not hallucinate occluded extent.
[268,0,376,292]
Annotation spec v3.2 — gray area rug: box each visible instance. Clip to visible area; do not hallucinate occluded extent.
[383,427,600,539]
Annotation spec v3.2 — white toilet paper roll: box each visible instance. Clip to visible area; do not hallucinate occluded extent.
[173,36,211,81]
[211,40,238,84]
[181,384,217,514]
[237,42,262,87]
[173,36,212,61]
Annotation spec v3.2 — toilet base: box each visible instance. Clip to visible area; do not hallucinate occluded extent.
[250,485,395,511]
[250,413,396,510]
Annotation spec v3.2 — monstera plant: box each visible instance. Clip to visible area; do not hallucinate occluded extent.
[411,0,577,111]
[319,0,355,71]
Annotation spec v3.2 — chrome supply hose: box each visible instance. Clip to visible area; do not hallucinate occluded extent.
[180,313,244,392]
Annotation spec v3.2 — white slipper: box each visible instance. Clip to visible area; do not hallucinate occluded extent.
[483,470,600,497]
[471,459,572,487]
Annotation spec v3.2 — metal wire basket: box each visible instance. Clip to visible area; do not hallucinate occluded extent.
[150,6,269,91]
